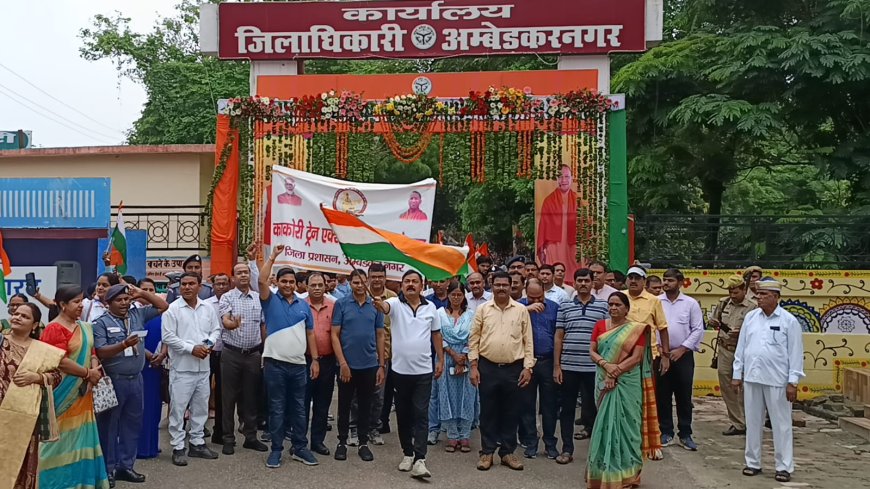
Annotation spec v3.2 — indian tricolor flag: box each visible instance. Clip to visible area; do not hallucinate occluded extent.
[0,230,10,303]
[109,204,128,274]
[321,206,467,281]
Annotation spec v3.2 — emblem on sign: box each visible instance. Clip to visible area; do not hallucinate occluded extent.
[333,188,368,216]
[411,24,437,50]
[413,77,433,96]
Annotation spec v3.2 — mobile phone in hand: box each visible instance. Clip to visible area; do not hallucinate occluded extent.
[25,273,37,296]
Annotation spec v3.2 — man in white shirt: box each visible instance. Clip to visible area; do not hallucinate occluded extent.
[375,270,444,480]
[465,273,492,313]
[732,279,804,483]
[162,273,221,467]
[538,264,570,304]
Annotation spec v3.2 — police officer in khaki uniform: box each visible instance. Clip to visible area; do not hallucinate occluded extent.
[742,266,763,303]
[709,274,757,436]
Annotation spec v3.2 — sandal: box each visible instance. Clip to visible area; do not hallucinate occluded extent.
[555,453,574,465]
[445,440,457,453]
[775,471,791,482]
[742,467,762,476]
[459,439,472,453]
[573,431,591,440]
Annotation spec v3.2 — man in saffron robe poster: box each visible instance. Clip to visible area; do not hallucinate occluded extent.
[399,191,428,221]
[536,165,578,284]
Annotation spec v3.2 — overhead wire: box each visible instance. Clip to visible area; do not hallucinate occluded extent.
[0,61,125,134]
[0,81,125,142]
[0,86,121,145]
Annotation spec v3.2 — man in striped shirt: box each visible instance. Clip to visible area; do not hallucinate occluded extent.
[553,268,609,464]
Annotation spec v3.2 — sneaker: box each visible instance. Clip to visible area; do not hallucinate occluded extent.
[292,448,319,466]
[259,431,272,443]
[348,432,360,447]
[358,445,374,462]
[427,431,439,445]
[369,432,385,446]
[188,444,219,459]
[523,446,537,459]
[222,444,235,455]
[411,459,432,479]
[477,453,493,471]
[398,455,414,472]
[243,439,269,452]
[545,446,560,460]
[311,442,330,456]
[171,449,188,467]
[334,444,347,461]
[661,434,675,447]
[265,451,282,469]
[679,436,698,451]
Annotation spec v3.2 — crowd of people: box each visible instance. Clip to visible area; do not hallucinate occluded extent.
[0,251,807,489]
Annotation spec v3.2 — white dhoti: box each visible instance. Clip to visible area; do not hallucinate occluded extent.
[743,381,794,473]
[169,369,211,451]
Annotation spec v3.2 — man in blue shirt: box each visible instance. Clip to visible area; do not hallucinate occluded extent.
[553,268,609,463]
[518,279,560,460]
[259,245,320,469]
[331,269,386,463]
[94,283,168,486]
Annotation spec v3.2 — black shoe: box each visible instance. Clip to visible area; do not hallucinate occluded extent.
[203,427,211,438]
[378,422,391,434]
[311,442,331,456]
[722,426,746,436]
[210,435,223,445]
[326,423,332,432]
[222,444,235,455]
[114,469,146,483]
[108,473,116,488]
[358,445,374,462]
[243,439,269,452]
[334,444,347,461]
[172,449,188,467]
[188,443,219,459]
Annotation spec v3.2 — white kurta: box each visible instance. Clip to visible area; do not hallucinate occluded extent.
[733,306,805,473]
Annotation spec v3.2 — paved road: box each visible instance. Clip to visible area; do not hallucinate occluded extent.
[132,397,869,488]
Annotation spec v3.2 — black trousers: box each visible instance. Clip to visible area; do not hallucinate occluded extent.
[209,351,224,441]
[655,352,695,438]
[392,371,432,461]
[558,370,596,455]
[337,366,377,445]
[220,348,261,444]
[518,357,558,451]
[478,358,524,456]
[379,361,395,429]
[306,355,337,446]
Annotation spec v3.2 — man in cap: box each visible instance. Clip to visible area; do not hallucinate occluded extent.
[93,284,168,486]
[710,275,756,436]
[166,255,214,303]
[732,279,804,483]
[507,256,527,278]
[624,267,671,383]
[743,266,764,302]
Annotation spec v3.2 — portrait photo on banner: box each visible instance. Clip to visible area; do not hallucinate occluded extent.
[267,166,437,279]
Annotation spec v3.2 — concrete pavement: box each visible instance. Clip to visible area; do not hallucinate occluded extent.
[131,397,870,488]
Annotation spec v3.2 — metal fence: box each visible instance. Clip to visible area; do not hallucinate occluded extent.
[112,205,207,252]
[634,214,870,270]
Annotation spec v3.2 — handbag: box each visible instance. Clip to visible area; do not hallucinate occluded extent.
[91,367,119,414]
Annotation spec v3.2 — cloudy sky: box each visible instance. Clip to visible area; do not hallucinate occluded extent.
[0,0,179,148]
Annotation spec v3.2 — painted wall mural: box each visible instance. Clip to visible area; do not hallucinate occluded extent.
[658,269,870,399]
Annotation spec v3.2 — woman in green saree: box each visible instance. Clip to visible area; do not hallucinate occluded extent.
[586,292,662,489]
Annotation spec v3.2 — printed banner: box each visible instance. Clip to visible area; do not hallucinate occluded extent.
[0,266,57,322]
[219,0,646,60]
[270,167,437,279]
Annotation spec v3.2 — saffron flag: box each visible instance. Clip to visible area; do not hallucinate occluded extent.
[0,230,10,303]
[321,206,467,281]
[109,204,128,275]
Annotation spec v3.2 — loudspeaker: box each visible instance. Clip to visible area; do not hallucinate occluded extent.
[54,261,82,288]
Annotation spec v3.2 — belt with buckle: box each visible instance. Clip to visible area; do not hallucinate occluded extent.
[224,343,263,355]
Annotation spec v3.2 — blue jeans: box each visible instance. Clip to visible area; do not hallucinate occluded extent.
[264,358,308,452]
[97,373,143,472]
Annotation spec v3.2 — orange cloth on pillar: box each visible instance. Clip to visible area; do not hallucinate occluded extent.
[210,115,240,277]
